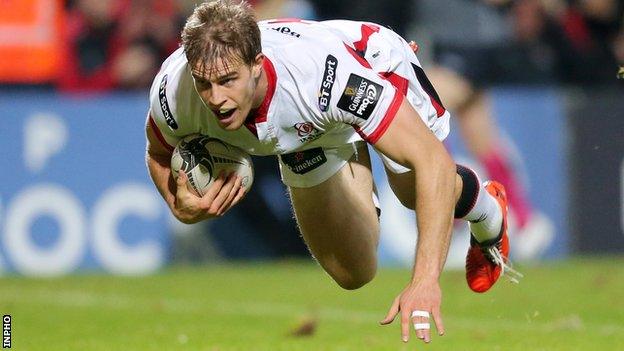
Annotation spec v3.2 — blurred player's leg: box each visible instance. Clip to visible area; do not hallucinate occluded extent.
[428,66,553,261]
[459,92,532,227]
[288,144,379,290]
[383,159,518,292]
[458,91,554,260]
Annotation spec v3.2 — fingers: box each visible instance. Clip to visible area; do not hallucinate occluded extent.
[380,298,435,343]
[384,281,443,344]
[410,310,433,343]
[412,313,430,343]
[400,309,410,343]
[196,171,245,216]
[201,171,227,203]
[380,296,400,325]
[176,170,190,197]
[432,307,445,336]
[217,175,242,215]
[209,173,237,212]
[231,183,247,206]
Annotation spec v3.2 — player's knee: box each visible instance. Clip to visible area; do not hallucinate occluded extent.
[335,270,376,290]
[329,259,377,290]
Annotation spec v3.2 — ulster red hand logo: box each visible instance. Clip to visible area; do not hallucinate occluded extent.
[294,122,315,137]
[293,122,322,143]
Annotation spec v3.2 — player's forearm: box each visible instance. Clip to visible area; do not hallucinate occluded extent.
[411,149,456,281]
[146,152,177,212]
[372,100,457,280]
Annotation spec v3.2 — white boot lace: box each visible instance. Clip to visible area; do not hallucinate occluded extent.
[486,246,524,284]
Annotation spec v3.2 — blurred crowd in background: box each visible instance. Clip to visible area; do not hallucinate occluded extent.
[1,0,623,90]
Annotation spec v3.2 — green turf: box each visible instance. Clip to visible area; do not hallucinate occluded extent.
[1,257,623,350]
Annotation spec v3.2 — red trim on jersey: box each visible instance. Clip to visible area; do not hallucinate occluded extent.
[343,43,372,68]
[149,115,175,153]
[353,126,367,140]
[342,28,411,143]
[343,41,409,144]
[381,72,409,96]
[430,96,446,117]
[365,91,404,144]
[353,24,380,53]
[244,56,277,137]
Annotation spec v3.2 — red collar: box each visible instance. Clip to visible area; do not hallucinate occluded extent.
[244,56,277,137]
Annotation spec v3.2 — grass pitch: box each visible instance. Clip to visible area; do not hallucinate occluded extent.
[1,257,623,350]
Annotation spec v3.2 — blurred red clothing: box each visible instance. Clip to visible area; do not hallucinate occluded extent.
[58,0,180,92]
[57,1,125,92]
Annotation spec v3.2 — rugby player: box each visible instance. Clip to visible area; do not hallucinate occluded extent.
[145,0,520,343]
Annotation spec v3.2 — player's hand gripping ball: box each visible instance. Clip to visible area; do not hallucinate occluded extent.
[171,135,254,196]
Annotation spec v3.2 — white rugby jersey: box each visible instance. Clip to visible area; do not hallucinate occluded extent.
[148,19,447,156]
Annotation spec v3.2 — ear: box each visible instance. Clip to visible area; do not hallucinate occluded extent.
[252,53,265,78]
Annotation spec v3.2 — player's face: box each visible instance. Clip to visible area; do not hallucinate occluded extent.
[191,54,264,131]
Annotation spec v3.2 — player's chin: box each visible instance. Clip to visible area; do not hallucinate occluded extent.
[217,113,244,130]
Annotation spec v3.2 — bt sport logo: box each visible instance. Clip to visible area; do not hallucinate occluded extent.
[159,74,179,130]
[318,55,338,112]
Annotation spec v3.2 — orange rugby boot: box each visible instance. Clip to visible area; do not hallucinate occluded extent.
[465,181,522,293]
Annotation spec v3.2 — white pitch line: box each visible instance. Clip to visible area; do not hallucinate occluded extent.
[1,288,622,336]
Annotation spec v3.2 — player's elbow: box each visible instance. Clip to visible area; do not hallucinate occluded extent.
[170,207,196,224]
[438,152,456,176]
[408,143,455,178]
[424,140,455,173]
[172,208,218,224]
[433,151,457,190]
[176,216,199,225]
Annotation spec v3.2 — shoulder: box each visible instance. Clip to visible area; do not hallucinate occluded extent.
[148,48,197,134]
[259,19,349,63]
[259,19,367,88]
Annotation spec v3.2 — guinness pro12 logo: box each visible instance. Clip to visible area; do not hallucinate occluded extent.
[337,74,383,120]
[318,55,338,112]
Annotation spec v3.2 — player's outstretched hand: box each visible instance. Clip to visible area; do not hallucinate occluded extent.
[173,170,245,224]
[380,277,445,344]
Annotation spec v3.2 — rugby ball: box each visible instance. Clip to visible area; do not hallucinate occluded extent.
[171,135,253,196]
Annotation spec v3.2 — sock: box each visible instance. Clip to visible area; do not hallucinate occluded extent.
[455,165,503,243]
[481,148,532,228]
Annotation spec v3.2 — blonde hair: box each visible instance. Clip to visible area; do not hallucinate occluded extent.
[181,0,261,76]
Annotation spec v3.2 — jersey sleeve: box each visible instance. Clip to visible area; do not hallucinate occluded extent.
[147,72,179,151]
[147,67,183,152]
[315,42,405,144]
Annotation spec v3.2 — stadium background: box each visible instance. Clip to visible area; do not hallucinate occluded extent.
[1,0,623,350]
